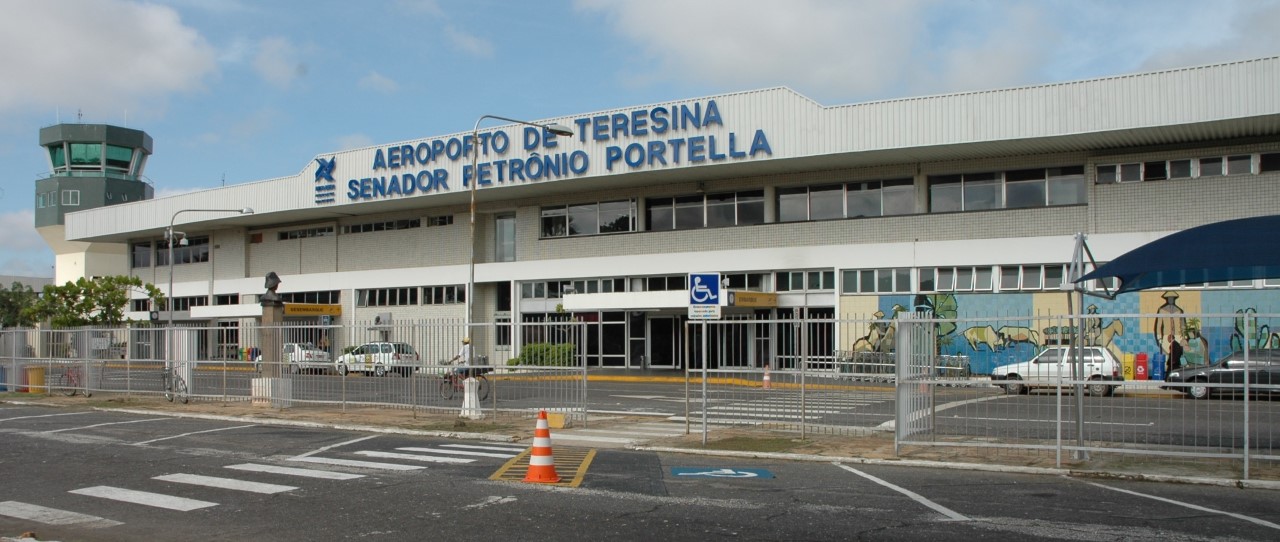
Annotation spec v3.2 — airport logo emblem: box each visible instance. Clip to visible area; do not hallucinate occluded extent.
[314,156,336,204]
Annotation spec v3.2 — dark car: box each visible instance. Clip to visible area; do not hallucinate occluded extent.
[1163,349,1280,399]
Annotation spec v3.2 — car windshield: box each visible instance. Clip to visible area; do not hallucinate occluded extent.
[298,343,316,349]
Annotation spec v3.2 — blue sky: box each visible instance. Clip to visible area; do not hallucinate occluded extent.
[1,0,1277,279]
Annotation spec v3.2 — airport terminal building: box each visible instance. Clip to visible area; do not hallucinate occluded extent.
[48,57,1280,372]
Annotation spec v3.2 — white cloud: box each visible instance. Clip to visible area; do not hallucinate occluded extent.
[0,0,217,116]
[574,0,1271,103]
[0,210,53,277]
[335,133,376,150]
[0,210,49,252]
[253,37,307,89]
[359,71,401,93]
[445,25,495,58]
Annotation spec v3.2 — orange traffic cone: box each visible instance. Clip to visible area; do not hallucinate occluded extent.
[762,363,771,389]
[524,410,561,483]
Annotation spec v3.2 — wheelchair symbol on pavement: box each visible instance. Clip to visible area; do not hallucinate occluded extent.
[677,468,757,478]
[670,467,774,478]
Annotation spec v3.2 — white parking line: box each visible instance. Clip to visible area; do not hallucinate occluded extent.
[0,501,122,528]
[1082,481,1280,531]
[70,486,217,511]
[947,416,1151,427]
[225,463,365,480]
[154,473,297,494]
[45,417,170,433]
[0,412,91,423]
[834,463,970,522]
[132,424,257,445]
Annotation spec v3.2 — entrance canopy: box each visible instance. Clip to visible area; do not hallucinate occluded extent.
[1077,215,1280,295]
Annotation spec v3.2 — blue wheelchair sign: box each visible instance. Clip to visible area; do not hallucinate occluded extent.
[688,273,721,305]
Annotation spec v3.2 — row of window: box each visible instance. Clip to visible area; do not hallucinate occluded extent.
[36,190,80,208]
[48,143,140,173]
[279,226,334,240]
[1097,152,1280,183]
[342,218,421,235]
[356,285,465,307]
[132,291,341,311]
[130,237,211,268]
[841,264,1275,294]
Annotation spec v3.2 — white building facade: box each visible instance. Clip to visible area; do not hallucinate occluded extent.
[60,57,1280,372]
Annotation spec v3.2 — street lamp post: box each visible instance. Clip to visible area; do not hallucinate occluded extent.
[466,115,572,362]
[166,208,254,368]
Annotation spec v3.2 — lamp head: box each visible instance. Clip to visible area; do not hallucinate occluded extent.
[545,123,574,137]
[240,207,254,215]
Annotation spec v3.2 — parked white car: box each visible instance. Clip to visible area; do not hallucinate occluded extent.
[335,342,420,377]
[990,346,1123,396]
[255,342,332,374]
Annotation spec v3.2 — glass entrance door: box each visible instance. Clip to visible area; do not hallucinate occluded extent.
[648,316,684,369]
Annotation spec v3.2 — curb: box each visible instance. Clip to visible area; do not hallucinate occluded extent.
[94,407,519,442]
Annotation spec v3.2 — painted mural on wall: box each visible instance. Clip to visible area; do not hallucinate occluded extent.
[840,289,1280,377]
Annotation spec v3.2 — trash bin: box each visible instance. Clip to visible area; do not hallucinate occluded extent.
[25,366,46,393]
[0,365,6,391]
[1150,355,1165,381]
[1122,353,1135,380]
[1134,353,1149,381]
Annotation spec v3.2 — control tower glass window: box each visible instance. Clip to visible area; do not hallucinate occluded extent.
[69,143,102,170]
[106,145,133,172]
[48,145,66,170]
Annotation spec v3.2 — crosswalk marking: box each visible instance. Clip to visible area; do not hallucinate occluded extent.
[154,473,297,494]
[0,501,122,528]
[225,463,365,480]
[70,486,217,511]
[441,444,528,453]
[355,450,473,464]
[553,434,638,444]
[289,456,426,470]
[396,447,518,458]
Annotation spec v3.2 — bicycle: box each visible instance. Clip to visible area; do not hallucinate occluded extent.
[439,367,490,401]
[58,364,92,397]
[162,363,189,404]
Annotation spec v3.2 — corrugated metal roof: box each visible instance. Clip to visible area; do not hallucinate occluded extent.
[65,56,1280,243]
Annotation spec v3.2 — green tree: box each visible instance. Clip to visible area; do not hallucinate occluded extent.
[23,276,164,327]
[0,281,39,327]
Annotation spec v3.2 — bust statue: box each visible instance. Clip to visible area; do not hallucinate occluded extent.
[260,271,283,306]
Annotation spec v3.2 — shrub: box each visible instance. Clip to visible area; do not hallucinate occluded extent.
[508,342,577,366]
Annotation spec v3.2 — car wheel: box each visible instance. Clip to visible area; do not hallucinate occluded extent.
[1087,381,1113,397]
[337,364,348,376]
[374,364,386,377]
[1005,376,1026,395]
[1188,379,1210,400]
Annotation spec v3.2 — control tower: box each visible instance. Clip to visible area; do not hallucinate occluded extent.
[34,124,154,284]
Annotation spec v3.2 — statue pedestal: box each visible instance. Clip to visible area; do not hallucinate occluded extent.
[258,297,288,408]
[459,377,484,419]
[251,377,292,408]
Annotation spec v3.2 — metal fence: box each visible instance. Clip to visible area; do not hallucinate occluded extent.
[0,320,588,423]
[682,313,1280,479]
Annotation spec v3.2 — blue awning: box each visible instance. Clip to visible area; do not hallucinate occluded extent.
[1076,215,1280,295]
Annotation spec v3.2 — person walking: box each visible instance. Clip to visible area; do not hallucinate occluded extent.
[1167,335,1184,375]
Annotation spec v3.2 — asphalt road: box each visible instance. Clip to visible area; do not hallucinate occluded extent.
[3,402,1280,541]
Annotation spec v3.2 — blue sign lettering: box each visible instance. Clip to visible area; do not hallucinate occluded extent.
[341,99,770,203]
